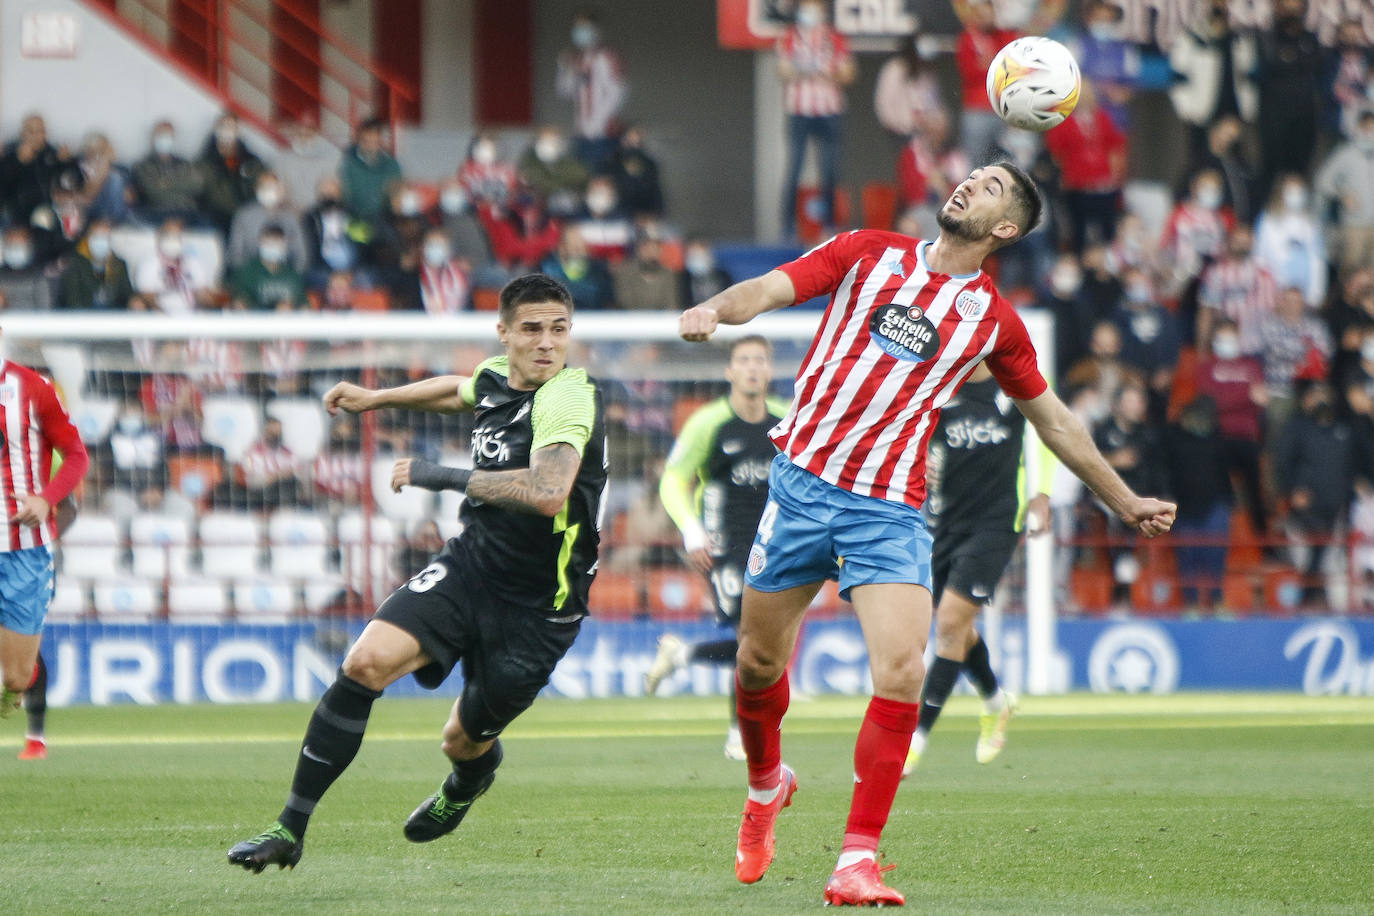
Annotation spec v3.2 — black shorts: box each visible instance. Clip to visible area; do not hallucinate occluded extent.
[930,526,1019,606]
[708,558,746,627]
[374,546,581,740]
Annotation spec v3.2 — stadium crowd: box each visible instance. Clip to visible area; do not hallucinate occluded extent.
[8,0,1374,615]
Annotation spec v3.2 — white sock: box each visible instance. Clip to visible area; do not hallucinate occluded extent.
[983,689,1005,715]
[836,850,876,870]
[909,730,929,755]
[747,770,782,804]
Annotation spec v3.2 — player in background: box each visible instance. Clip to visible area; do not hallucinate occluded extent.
[644,335,789,760]
[0,341,90,739]
[16,493,77,760]
[228,275,606,873]
[679,163,1176,907]
[902,362,1055,776]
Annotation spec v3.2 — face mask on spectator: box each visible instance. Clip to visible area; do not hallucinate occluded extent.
[1361,339,1374,363]
[1088,22,1118,40]
[87,233,111,261]
[257,185,282,208]
[118,413,144,434]
[571,23,599,49]
[3,244,31,269]
[1125,282,1152,303]
[796,5,822,27]
[398,192,421,216]
[152,133,175,156]
[586,190,615,216]
[1359,129,1374,152]
[535,138,563,164]
[423,241,450,267]
[1283,187,1308,211]
[158,235,183,259]
[1050,266,1082,296]
[1213,334,1241,360]
[1196,186,1222,210]
[260,242,287,265]
[685,251,714,276]
[472,142,497,166]
[440,188,468,215]
[321,210,347,236]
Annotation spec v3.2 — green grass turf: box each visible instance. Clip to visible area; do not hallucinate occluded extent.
[2,694,1372,914]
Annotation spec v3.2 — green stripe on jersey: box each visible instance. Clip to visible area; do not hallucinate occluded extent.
[531,368,595,456]
[460,355,510,406]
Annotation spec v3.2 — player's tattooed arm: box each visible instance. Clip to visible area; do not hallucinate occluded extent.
[466,443,582,517]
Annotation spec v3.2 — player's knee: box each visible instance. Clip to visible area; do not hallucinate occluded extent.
[870,652,925,701]
[735,639,786,687]
[340,649,392,692]
[2,670,28,692]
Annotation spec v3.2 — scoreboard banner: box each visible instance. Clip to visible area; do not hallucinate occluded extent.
[39,615,1374,706]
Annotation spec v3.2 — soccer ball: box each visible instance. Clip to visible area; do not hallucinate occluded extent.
[986,37,1081,132]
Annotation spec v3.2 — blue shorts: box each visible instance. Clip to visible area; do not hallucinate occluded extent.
[745,454,933,601]
[0,545,55,635]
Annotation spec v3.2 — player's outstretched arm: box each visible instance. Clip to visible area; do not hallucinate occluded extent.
[679,270,797,342]
[324,375,472,415]
[1013,387,1177,538]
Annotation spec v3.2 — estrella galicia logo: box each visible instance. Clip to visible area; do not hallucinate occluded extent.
[869,302,940,362]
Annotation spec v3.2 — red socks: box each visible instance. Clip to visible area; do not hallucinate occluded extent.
[842,696,921,854]
[736,672,790,790]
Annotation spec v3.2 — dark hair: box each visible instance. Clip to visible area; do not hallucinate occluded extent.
[730,334,772,359]
[357,116,387,135]
[498,273,574,325]
[987,159,1042,242]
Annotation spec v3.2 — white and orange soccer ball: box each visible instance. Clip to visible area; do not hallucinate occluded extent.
[986,36,1081,132]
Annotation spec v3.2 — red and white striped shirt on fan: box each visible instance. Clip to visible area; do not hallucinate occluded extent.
[771,231,1047,508]
[0,359,89,551]
[776,26,853,117]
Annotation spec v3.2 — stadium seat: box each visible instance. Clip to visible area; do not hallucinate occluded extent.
[338,512,399,601]
[201,396,262,463]
[588,570,642,620]
[167,455,225,509]
[1070,566,1113,613]
[232,578,298,619]
[302,578,348,614]
[49,576,90,620]
[71,398,119,445]
[372,460,434,522]
[265,398,327,461]
[267,510,332,580]
[861,182,898,231]
[351,289,390,311]
[129,513,192,579]
[166,576,230,620]
[198,512,264,579]
[60,514,126,580]
[472,288,500,311]
[646,569,709,621]
[93,577,160,620]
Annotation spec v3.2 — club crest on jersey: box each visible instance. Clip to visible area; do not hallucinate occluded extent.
[0,384,14,405]
[954,290,989,321]
[869,301,940,362]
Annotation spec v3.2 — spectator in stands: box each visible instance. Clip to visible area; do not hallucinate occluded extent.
[1044,80,1126,251]
[74,132,132,225]
[1093,381,1164,601]
[434,180,496,289]
[612,227,681,311]
[540,225,613,310]
[228,171,307,272]
[303,176,364,288]
[1315,109,1374,275]
[953,0,1018,161]
[33,177,89,262]
[396,519,444,579]
[1072,0,1137,129]
[610,125,664,219]
[310,413,365,507]
[0,113,67,223]
[1259,286,1334,445]
[1185,115,1256,224]
[1167,0,1257,160]
[1196,224,1275,355]
[339,117,402,227]
[390,228,470,314]
[132,218,216,315]
[373,182,431,285]
[318,270,358,311]
[874,31,944,142]
[1274,379,1370,606]
[1340,327,1374,421]
[679,236,732,308]
[574,174,633,261]
[57,219,132,310]
[1066,318,1133,408]
[517,126,588,218]
[1256,0,1323,201]
[458,133,516,207]
[108,399,165,493]
[1038,253,1099,379]
[1105,211,1157,278]
[478,192,561,275]
[230,226,307,312]
[1255,174,1327,309]
[198,113,265,233]
[1322,20,1374,142]
[139,344,212,455]
[1328,268,1374,384]
[1161,168,1233,299]
[1114,267,1180,417]
[776,0,855,240]
[230,417,303,512]
[556,9,628,172]
[895,108,953,213]
[132,121,204,225]
[1196,319,1271,541]
[0,226,53,311]
[1163,395,1232,609]
[274,115,339,212]
[1079,241,1124,316]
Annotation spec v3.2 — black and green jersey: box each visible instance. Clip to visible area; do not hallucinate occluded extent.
[661,395,788,562]
[453,356,606,617]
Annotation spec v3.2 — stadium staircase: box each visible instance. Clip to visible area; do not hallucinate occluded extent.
[80,0,416,145]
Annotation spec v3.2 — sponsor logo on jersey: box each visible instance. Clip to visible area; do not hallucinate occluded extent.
[869,301,940,362]
[954,290,990,321]
[943,416,1011,448]
[721,439,744,455]
[747,545,767,576]
[730,458,772,487]
[471,426,511,463]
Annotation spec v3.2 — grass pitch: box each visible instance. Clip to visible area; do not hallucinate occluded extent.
[2,694,1372,914]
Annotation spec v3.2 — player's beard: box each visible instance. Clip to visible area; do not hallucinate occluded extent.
[936,206,994,242]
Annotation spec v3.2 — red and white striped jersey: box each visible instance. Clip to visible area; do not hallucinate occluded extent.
[771,232,1047,508]
[777,27,853,117]
[1198,256,1278,354]
[0,359,89,551]
[555,48,627,140]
